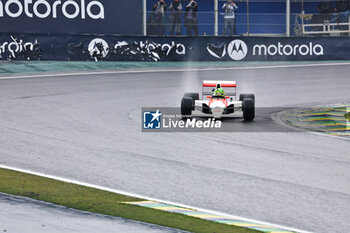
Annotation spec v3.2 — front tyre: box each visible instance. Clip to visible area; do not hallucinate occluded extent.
[239,94,255,102]
[184,93,199,110]
[184,93,199,101]
[181,97,193,117]
[243,98,255,121]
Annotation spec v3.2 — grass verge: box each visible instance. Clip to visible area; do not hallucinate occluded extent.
[0,168,257,233]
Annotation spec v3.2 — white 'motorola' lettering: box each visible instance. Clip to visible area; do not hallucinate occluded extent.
[299,44,309,56]
[253,42,324,57]
[52,0,61,18]
[293,45,299,55]
[5,0,23,17]
[87,1,104,19]
[62,0,79,19]
[33,0,51,18]
[24,0,33,17]
[313,44,324,55]
[268,45,277,56]
[283,44,293,56]
[0,0,104,19]
[81,0,85,18]
[253,44,267,56]
[278,42,283,55]
[0,1,3,16]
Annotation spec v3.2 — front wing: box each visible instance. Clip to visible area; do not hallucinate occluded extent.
[192,106,243,118]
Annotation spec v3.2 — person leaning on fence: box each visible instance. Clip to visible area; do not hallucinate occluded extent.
[185,0,198,36]
[169,0,183,35]
[222,0,238,36]
[153,0,167,36]
[334,0,350,31]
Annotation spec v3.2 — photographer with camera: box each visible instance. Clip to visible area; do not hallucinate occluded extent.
[153,0,167,36]
[184,0,198,36]
[169,0,183,35]
[222,0,238,36]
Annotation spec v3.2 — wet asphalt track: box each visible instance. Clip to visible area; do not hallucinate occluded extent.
[0,63,350,233]
[0,193,186,233]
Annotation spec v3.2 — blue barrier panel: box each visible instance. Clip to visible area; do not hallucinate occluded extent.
[0,33,349,61]
[0,0,142,35]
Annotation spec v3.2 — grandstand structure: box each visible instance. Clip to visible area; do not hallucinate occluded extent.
[142,0,350,37]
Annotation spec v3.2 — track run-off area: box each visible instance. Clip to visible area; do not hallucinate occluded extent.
[0,62,350,233]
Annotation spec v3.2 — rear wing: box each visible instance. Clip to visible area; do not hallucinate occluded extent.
[202,80,237,99]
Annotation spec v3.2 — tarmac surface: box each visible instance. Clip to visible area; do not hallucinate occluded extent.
[0,193,186,233]
[0,62,350,233]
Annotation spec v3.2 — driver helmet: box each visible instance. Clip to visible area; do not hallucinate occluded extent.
[217,87,224,93]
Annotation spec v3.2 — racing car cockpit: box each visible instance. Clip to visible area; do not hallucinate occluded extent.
[212,84,226,97]
[211,95,226,99]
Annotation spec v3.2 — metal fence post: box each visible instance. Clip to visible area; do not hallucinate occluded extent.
[247,0,249,35]
[286,0,290,37]
[215,0,218,36]
[143,0,147,36]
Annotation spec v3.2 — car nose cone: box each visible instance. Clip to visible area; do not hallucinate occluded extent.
[212,106,224,118]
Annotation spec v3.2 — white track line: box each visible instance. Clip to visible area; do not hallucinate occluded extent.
[1,62,350,80]
[310,131,350,141]
[0,164,312,233]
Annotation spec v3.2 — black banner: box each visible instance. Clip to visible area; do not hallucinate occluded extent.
[1,33,350,61]
[0,0,142,35]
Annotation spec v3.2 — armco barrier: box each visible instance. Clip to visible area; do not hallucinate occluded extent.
[1,33,350,62]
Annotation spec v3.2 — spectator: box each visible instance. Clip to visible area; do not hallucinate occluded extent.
[222,0,238,36]
[334,0,350,31]
[184,0,198,36]
[153,0,167,36]
[317,0,334,14]
[169,0,183,36]
[312,0,334,32]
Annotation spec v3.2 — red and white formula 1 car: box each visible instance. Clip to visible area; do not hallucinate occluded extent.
[181,80,255,121]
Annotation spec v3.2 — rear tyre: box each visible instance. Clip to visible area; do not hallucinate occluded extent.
[239,94,255,102]
[181,97,193,117]
[243,98,255,121]
[184,93,199,110]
